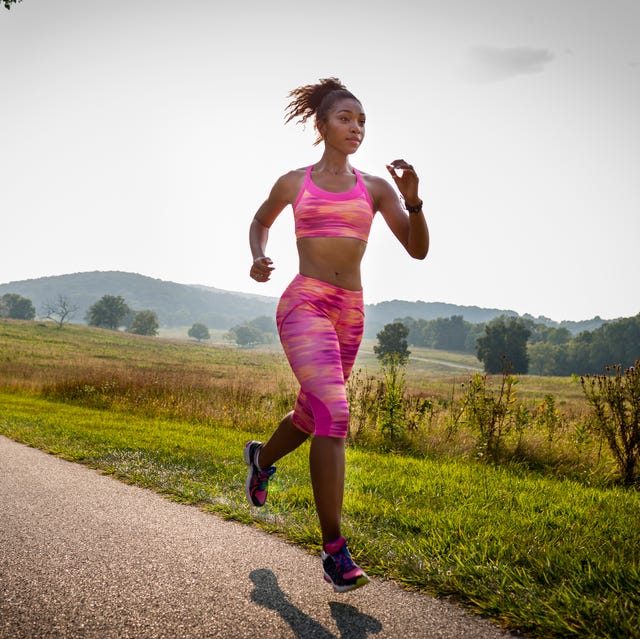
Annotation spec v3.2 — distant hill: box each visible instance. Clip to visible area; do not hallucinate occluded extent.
[364,300,519,336]
[0,271,609,335]
[0,271,278,329]
[364,300,609,337]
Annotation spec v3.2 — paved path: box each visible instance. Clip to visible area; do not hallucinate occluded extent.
[409,357,481,372]
[0,436,518,639]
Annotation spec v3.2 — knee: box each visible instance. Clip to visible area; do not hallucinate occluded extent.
[291,410,315,436]
[293,398,350,439]
[313,403,350,439]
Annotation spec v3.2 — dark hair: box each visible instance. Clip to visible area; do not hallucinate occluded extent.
[285,77,360,145]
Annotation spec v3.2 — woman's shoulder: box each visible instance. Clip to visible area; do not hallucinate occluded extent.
[281,166,308,182]
[270,168,307,202]
[276,167,308,188]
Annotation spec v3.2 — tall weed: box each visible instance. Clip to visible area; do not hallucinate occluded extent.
[456,372,516,460]
[40,367,297,434]
[378,355,407,444]
[581,361,640,485]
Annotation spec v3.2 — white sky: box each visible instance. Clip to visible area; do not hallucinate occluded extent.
[1,0,639,322]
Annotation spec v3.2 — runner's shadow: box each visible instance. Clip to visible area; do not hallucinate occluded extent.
[249,569,383,639]
[329,601,383,639]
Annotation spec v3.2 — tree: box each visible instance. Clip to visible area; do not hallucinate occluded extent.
[188,323,211,342]
[560,314,640,375]
[398,316,424,346]
[527,322,572,346]
[0,293,36,320]
[528,342,567,376]
[42,295,78,329]
[429,315,471,351]
[465,323,486,353]
[128,310,159,336]
[86,295,131,330]
[374,322,410,364]
[598,315,640,370]
[228,324,264,347]
[476,316,531,374]
[247,315,277,334]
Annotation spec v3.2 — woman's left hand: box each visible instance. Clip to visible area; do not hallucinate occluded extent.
[386,159,420,205]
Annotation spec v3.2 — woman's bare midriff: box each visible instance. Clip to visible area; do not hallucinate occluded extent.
[297,237,367,291]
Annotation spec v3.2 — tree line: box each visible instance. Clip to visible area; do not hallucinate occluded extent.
[382,313,640,376]
[5,291,638,375]
[0,292,160,336]
[0,292,276,345]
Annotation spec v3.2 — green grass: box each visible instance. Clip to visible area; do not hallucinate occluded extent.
[1,319,639,637]
[2,390,639,638]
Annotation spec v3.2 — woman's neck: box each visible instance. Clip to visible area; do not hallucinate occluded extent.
[314,150,352,176]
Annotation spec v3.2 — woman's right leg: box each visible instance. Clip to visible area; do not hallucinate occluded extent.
[309,434,345,546]
[257,411,309,469]
[272,276,368,591]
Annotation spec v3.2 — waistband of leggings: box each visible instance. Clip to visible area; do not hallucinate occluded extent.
[288,273,364,304]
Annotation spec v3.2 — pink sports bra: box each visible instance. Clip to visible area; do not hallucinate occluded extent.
[293,165,375,242]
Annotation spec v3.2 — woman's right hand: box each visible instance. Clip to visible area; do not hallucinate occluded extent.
[250,257,274,282]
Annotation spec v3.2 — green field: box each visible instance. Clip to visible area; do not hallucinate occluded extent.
[1,319,638,638]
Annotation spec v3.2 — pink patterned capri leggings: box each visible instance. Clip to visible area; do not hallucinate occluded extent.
[276,274,365,439]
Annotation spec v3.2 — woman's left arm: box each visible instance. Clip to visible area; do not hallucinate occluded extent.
[372,159,429,260]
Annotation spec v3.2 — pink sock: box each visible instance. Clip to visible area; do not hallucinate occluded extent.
[324,537,346,554]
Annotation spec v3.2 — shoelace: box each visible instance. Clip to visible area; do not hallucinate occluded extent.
[256,467,275,490]
[331,545,356,573]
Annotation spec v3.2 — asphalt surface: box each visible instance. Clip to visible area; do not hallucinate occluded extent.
[0,435,519,639]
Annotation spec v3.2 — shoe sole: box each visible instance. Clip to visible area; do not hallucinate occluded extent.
[323,572,370,593]
[243,441,256,467]
[321,548,370,593]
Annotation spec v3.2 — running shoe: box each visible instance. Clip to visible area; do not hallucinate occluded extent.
[321,536,370,593]
[244,440,276,507]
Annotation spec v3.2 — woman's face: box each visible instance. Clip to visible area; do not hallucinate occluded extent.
[318,98,366,154]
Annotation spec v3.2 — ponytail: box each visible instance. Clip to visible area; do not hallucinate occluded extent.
[285,77,359,145]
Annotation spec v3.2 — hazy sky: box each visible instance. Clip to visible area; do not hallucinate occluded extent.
[2,0,639,321]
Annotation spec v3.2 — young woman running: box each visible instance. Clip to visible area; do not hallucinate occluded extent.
[245,77,429,592]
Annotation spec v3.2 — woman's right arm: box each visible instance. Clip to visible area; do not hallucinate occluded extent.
[249,172,297,282]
